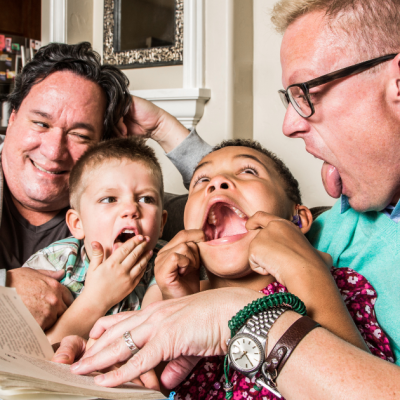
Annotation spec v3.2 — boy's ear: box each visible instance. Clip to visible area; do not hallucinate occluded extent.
[296,205,313,234]
[66,209,85,240]
[158,210,168,238]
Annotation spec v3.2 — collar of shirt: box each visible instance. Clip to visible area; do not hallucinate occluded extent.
[341,195,400,223]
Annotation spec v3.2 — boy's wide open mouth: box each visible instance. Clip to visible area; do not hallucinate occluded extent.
[113,227,139,251]
[202,202,248,242]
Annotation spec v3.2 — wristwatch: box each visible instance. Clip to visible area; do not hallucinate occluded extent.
[227,306,288,377]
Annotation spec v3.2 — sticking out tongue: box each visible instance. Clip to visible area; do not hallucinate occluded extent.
[321,162,342,198]
[204,203,248,241]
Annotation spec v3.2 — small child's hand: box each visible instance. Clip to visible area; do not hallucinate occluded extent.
[154,229,205,300]
[82,236,154,312]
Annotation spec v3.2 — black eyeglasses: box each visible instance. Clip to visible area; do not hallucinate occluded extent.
[278,53,397,118]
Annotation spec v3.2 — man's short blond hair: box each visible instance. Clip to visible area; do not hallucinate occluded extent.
[271,0,400,59]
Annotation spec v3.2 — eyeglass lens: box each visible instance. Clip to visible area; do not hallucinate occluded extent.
[287,86,312,118]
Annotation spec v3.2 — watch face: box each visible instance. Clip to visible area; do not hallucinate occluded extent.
[228,333,264,374]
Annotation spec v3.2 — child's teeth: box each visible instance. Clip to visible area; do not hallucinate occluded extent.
[208,207,217,225]
[231,206,246,218]
[123,229,134,233]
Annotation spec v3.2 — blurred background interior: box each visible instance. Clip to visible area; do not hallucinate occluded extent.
[0,0,335,208]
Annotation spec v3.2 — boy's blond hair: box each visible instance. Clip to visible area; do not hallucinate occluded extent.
[271,0,400,59]
[69,137,164,211]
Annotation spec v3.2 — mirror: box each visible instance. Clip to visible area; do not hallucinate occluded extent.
[104,0,183,68]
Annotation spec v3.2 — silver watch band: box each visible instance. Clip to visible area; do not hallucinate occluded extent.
[239,306,289,344]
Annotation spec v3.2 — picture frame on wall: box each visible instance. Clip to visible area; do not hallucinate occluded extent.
[103,0,183,68]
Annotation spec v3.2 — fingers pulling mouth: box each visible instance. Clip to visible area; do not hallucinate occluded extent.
[203,202,248,242]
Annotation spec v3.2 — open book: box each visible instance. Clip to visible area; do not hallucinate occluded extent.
[0,286,165,400]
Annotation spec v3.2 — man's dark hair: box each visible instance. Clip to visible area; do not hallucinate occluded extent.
[69,137,164,210]
[7,42,131,140]
[211,139,302,205]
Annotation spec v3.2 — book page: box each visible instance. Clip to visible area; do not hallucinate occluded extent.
[0,350,164,399]
[0,287,54,360]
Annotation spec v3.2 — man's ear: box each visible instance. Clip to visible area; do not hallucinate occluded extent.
[387,54,400,106]
[297,205,313,234]
[7,110,16,128]
[158,210,168,238]
[66,209,85,240]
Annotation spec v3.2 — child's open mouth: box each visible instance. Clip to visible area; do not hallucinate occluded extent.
[115,229,136,243]
[203,202,248,242]
[113,228,138,252]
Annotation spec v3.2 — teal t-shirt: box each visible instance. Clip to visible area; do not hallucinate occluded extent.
[307,199,400,364]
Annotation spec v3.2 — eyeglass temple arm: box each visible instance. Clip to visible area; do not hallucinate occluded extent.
[305,53,397,89]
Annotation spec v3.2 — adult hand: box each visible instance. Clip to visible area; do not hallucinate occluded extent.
[51,334,160,391]
[52,335,87,364]
[117,96,190,153]
[6,268,74,330]
[70,287,263,388]
[246,211,329,285]
[154,229,205,299]
[246,212,366,350]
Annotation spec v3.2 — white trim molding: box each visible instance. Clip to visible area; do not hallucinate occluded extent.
[132,0,210,128]
[42,0,67,45]
[131,88,211,129]
[183,0,205,88]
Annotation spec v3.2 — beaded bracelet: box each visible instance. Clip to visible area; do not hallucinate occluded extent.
[223,293,306,399]
[228,292,307,337]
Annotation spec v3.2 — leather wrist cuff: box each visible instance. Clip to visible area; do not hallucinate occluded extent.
[263,316,321,378]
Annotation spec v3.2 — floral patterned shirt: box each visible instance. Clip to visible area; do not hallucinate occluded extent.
[174,267,395,400]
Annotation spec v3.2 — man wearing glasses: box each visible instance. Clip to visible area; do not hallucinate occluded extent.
[55,0,400,396]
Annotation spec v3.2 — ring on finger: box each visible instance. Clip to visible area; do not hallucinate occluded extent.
[123,331,140,356]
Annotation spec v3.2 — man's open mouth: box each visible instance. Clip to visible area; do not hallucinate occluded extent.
[203,202,248,242]
[31,160,67,175]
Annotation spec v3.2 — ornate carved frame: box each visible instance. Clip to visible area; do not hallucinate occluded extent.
[103,0,183,68]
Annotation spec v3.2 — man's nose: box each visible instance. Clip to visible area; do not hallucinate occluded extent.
[40,129,68,161]
[206,175,234,194]
[282,104,310,138]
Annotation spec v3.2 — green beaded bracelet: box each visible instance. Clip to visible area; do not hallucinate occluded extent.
[228,292,306,337]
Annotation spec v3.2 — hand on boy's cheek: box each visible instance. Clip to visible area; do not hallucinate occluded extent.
[246,211,317,286]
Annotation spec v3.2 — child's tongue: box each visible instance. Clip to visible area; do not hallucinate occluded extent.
[206,204,248,241]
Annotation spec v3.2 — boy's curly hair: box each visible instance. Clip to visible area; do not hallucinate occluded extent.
[211,139,301,205]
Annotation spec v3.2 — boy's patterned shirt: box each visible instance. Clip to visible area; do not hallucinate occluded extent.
[23,237,166,314]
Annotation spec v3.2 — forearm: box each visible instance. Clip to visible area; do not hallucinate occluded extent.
[46,295,108,344]
[268,312,400,400]
[166,129,212,189]
[285,265,368,351]
[141,284,163,309]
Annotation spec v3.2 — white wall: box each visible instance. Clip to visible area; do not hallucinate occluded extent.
[66,0,93,45]
[253,0,335,208]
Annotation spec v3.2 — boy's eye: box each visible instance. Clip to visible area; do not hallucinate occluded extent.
[139,196,155,204]
[100,197,117,204]
[240,166,258,176]
[193,175,210,187]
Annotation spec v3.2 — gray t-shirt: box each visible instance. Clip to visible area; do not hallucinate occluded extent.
[0,183,71,271]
